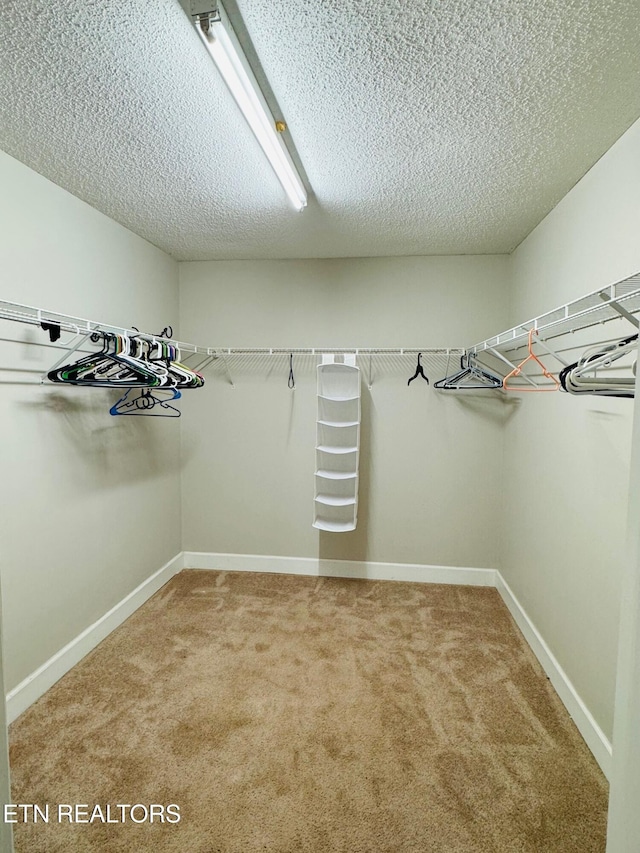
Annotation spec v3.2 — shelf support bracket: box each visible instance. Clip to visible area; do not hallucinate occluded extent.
[485,346,539,388]
[185,349,218,372]
[218,350,235,388]
[42,327,94,383]
[534,335,570,367]
[599,292,640,328]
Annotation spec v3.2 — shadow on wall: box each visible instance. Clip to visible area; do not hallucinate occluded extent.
[444,390,521,425]
[18,389,181,485]
[318,385,372,563]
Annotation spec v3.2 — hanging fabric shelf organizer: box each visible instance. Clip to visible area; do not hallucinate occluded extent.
[314,354,361,532]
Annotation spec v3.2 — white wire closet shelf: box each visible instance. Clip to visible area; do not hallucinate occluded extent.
[0,299,206,354]
[210,347,465,355]
[470,272,640,356]
[0,298,465,359]
[0,300,468,392]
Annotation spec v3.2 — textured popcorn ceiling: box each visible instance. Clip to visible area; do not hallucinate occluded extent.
[1,0,640,260]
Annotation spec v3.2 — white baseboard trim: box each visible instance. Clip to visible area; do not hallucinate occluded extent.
[183,551,498,587]
[495,571,612,780]
[6,552,185,724]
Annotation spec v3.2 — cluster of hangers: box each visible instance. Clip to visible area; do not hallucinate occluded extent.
[435,329,638,397]
[434,352,503,390]
[398,349,507,391]
[46,327,205,417]
[559,333,637,398]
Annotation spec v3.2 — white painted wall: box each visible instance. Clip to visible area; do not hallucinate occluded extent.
[0,152,181,692]
[502,117,640,741]
[179,255,510,568]
[606,361,640,850]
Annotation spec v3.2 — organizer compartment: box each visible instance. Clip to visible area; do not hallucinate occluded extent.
[317,363,360,400]
[316,423,359,453]
[315,473,358,505]
[313,503,358,532]
[317,396,360,426]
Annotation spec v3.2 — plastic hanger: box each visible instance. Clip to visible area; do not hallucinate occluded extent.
[408,352,429,386]
[110,387,182,417]
[502,329,559,392]
[559,334,637,397]
[434,353,503,390]
[49,333,176,388]
[48,333,160,387]
[145,339,205,388]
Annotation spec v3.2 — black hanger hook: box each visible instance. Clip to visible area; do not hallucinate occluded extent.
[408,352,429,386]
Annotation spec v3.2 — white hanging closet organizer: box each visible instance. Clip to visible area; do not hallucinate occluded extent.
[314,354,361,532]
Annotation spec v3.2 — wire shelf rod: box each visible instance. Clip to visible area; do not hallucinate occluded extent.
[470,272,640,355]
[209,347,465,355]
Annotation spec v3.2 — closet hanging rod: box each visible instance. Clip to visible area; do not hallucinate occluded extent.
[470,272,640,355]
[210,347,465,355]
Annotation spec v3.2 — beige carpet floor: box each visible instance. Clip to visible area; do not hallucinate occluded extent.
[9,570,608,852]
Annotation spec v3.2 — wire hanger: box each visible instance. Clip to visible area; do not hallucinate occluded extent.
[502,329,559,392]
[408,352,429,386]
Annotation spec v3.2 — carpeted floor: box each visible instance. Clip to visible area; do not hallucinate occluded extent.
[9,570,608,852]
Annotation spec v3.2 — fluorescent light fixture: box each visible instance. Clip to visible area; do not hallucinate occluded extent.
[186,1,307,211]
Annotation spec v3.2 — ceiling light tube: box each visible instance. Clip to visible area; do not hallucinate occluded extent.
[188,1,307,211]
